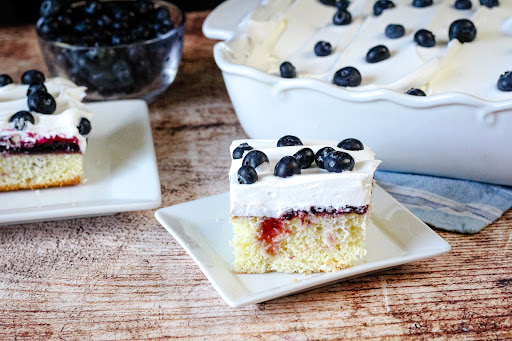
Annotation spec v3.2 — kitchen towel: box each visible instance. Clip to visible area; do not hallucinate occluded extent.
[375,171,512,234]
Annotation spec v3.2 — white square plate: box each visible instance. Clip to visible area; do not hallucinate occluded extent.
[155,185,451,308]
[0,100,161,225]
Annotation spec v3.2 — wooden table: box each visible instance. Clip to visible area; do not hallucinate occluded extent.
[1,12,511,340]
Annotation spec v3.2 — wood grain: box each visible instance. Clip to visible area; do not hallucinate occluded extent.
[0,11,511,340]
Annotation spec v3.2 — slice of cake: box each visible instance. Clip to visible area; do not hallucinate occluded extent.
[229,136,381,274]
[0,70,92,191]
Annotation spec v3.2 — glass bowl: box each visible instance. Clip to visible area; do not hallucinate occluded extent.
[37,0,185,102]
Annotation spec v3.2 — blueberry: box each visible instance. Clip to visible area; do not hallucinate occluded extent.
[135,0,155,15]
[497,71,512,92]
[333,67,362,87]
[112,21,129,31]
[480,0,499,8]
[37,19,60,40]
[277,135,303,147]
[114,11,135,27]
[274,156,301,178]
[112,33,131,45]
[414,29,436,47]
[141,22,157,39]
[405,88,426,96]
[27,83,48,97]
[154,20,174,35]
[27,91,56,114]
[40,0,63,18]
[385,24,405,38]
[314,41,332,57]
[0,74,13,87]
[449,19,477,43]
[293,148,315,169]
[454,0,472,9]
[84,0,102,15]
[112,60,134,86]
[315,147,335,169]
[338,138,364,151]
[9,111,35,131]
[113,7,129,21]
[85,47,106,62]
[238,166,258,184]
[155,7,171,22]
[412,0,433,7]
[374,0,395,16]
[75,19,93,33]
[21,70,45,85]
[57,15,72,27]
[336,0,350,10]
[78,118,92,135]
[243,150,269,169]
[232,143,253,159]
[366,45,390,63]
[333,10,352,25]
[324,151,355,173]
[132,25,153,41]
[319,0,337,5]
[96,14,113,28]
[280,62,296,78]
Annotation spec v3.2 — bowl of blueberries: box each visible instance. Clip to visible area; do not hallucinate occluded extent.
[37,0,185,102]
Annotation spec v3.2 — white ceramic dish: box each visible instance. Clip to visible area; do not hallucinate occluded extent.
[155,185,450,308]
[203,0,512,186]
[0,100,161,225]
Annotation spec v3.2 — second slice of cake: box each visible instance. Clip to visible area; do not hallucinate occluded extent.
[0,72,92,191]
[229,136,381,274]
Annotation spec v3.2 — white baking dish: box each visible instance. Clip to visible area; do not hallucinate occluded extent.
[203,0,512,186]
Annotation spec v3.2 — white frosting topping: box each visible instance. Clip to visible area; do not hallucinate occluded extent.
[224,0,512,101]
[229,139,381,218]
[0,77,92,153]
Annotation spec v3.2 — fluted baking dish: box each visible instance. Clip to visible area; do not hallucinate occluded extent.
[203,0,512,186]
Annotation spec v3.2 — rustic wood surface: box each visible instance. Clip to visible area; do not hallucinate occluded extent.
[0,11,511,340]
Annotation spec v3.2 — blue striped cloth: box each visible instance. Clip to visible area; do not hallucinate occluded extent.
[375,171,512,234]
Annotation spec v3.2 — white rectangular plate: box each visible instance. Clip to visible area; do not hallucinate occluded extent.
[0,100,161,225]
[155,185,450,308]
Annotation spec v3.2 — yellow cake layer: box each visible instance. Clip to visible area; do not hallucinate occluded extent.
[231,213,368,274]
[0,153,82,191]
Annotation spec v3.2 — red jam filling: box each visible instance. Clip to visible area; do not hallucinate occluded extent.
[258,218,291,256]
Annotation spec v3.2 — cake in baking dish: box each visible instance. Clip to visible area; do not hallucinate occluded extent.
[224,0,512,100]
[229,136,381,274]
[0,70,92,191]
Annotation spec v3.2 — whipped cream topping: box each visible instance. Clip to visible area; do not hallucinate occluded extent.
[0,77,92,153]
[224,0,512,101]
[229,139,381,218]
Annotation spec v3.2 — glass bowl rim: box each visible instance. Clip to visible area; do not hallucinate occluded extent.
[37,0,185,51]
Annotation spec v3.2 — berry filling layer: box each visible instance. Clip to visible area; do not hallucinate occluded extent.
[0,136,81,154]
[281,205,368,220]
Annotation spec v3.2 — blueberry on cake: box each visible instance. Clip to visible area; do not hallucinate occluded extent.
[0,70,92,191]
[229,136,381,274]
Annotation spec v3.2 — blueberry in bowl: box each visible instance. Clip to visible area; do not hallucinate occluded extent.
[36,0,185,102]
